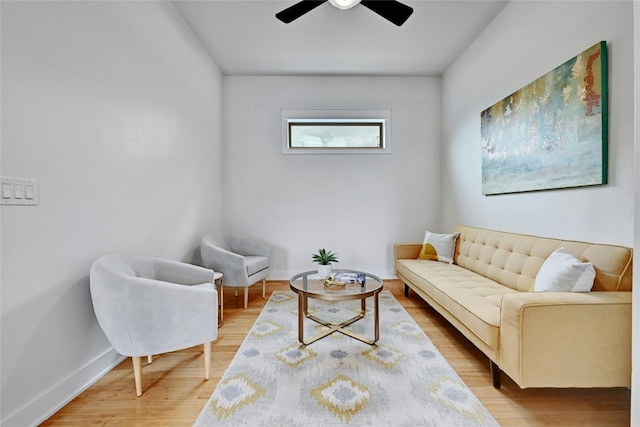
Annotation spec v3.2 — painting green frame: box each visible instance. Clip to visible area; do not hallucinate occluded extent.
[480,41,608,195]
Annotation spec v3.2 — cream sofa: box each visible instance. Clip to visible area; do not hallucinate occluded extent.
[395,225,632,389]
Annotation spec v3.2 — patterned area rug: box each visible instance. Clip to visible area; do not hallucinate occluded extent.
[194,291,498,426]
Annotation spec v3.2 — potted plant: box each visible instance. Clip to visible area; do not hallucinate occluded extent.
[312,248,338,277]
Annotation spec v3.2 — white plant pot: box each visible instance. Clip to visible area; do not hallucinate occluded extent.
[317,264,332,278]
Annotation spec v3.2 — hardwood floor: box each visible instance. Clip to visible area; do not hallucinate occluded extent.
[42,280,631,426]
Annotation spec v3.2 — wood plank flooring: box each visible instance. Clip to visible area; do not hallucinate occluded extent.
[42,280,631,426]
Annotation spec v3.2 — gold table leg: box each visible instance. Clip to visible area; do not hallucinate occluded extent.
[297,292,380,346]
[215,276,224,328]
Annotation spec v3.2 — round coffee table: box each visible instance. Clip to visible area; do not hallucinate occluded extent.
[289,269,383,345]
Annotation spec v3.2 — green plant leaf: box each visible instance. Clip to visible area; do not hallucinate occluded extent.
[311,248,339,265]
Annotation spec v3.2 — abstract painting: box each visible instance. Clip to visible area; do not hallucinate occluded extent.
[480,41,608,195]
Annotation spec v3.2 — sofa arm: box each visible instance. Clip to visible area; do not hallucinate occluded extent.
[498,291,632,388]
[394,243,422,260]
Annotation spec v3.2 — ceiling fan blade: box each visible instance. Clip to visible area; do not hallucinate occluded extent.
[360,0,413,26]
[276,0,327,23]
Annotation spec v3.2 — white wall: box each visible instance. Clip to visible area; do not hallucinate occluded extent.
[223,76,440,279]
[0,2,224,426]
[442,1,635,246]
[443,1,636,419]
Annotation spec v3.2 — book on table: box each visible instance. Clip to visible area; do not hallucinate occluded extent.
[332,272,366,286]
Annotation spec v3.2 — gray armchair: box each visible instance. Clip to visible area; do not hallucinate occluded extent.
[200,234,271,309]
[89,254,218,396]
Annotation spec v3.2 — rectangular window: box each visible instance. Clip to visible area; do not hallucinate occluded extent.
[281,109,391,155]
[288,120,384,149]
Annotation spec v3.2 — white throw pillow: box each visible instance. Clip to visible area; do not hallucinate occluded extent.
[418,231,459,264]
[533,248,596,292]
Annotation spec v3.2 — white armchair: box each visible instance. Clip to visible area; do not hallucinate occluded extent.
[89,254,218,396]
[200,234,271,309]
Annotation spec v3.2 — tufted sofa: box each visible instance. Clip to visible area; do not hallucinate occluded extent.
[395,225,632,389]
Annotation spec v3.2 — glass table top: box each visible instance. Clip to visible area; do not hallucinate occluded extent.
[289,269,383,300]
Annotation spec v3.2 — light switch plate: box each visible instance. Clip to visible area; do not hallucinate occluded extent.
[1,177,38,205]
[25,185,35,200]
[2,183,12,199]
[13,184,24,199]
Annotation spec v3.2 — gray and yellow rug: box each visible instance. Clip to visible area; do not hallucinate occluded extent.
[194,290,498,426]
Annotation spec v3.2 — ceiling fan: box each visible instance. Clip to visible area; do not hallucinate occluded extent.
[276,0,414,27]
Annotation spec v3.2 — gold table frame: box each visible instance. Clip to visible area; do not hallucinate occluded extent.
[289,270,383,345]
[214,272,224,328]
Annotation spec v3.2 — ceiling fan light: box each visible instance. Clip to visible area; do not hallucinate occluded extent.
[328,0,361,10]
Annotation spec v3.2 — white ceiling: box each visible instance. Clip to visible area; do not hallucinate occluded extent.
[173,0,509,76]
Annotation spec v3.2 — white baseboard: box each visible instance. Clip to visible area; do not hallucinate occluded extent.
[1,347,125,427]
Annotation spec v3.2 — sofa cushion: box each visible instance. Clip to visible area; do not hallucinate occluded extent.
[418,231,459,264]
[397,259,516,350]
[533,248,595,292]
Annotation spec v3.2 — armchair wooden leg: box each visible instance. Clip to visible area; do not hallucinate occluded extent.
[132,356,143,397]
[244,287,248,309]
[262,278,266,298]
[203,342,211,380]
